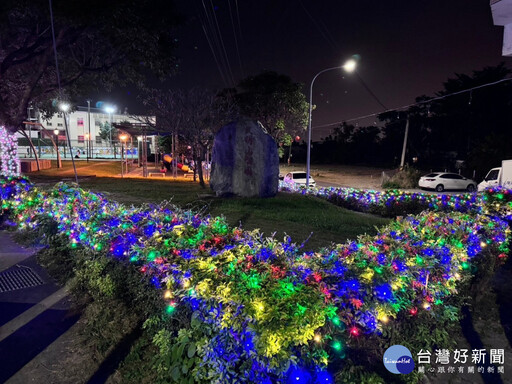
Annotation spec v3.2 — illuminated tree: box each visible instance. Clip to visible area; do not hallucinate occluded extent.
[0,0,180,175]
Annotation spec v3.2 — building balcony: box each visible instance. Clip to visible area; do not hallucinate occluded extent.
[491,0,512,56]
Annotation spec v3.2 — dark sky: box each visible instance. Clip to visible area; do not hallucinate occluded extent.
[108,0,512,139]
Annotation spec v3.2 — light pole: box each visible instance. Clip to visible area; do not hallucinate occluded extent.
[306,58,357,188]
[59,103,79,184]
[104,105,116,159]
[85,133,90,163]
[87,99,92,160]
[53,128,60,168]
[119,133,128,178]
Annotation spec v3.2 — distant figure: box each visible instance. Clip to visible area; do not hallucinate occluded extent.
[284,173,293,183]
[75,149,81,159]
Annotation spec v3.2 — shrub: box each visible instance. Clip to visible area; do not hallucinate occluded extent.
[0,176,510,383]
[381,167,422,189]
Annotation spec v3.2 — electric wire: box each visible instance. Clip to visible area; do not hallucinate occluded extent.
[48,0,79,184]
[48,0,61,92]
[195,0,229,87]
[228,0,244,78]
[201,0,230,84]
[298,0,338,51]
[355,71,388,110]
[297,0,387,118]
[313,76,512,130]
[207,0,236,86]
[235,0,243,43]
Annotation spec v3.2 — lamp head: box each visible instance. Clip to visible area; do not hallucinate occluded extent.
[53,129,59,135]
[119,134,128,141]
[342,58,357,73]
[59,103,70,112]
[105,106,116,114]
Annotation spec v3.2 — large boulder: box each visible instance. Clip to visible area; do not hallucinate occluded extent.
[210,119,279,197]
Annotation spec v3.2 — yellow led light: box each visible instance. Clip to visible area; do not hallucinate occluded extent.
[314,334,322,343]
[164,290,172,299]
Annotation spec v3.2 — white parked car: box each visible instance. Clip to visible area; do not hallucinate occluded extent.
[418,172,476,192]
[280,171,316,187]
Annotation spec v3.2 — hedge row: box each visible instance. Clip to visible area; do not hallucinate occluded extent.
[1,176,510,383]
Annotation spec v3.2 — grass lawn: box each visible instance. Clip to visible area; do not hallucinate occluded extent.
[31,177,390,251]
[33,160,122,177]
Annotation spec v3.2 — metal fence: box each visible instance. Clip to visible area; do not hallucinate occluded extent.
[18,138,143,160]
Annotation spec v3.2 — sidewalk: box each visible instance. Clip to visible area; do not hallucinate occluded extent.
[0,231,79,383]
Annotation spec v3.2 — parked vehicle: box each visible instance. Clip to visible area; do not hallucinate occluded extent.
[478,160,512,191]
[418,172,477,192]
[279,171,316,187]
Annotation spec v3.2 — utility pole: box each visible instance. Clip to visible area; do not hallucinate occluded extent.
[87,100,92,161]
[400,116,410,169]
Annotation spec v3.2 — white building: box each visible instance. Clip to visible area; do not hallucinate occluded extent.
[18,106,156,159]
[491,0,512,56]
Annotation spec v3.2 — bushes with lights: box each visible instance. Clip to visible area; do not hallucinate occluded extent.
[1,176,510,383]
[282,183,482,218]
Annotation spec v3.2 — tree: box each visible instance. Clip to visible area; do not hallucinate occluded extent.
[231,71,309,153]
[379,64,512,176]
[0,0,180,175]
[142,88,237,187]
[99,122,117,144]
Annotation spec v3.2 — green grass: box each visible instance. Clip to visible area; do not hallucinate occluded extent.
[73,178,389,250]
[206,193,390,250]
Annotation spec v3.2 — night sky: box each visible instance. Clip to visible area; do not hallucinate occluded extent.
[107,0,512,139]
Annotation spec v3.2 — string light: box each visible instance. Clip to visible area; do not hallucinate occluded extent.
[0,177,510,382]
[0,126,21,177]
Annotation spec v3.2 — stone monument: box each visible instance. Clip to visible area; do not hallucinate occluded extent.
[210,119,279,197]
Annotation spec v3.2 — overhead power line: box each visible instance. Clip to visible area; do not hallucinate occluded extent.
[313,76,512,129]
[228,0,244,78]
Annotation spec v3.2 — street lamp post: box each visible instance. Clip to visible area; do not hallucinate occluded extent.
[87,99,92,160]
[105,105,116,159]
[306,58,357,188]
[119,133,128,178]
[85,133,90,162]
[53,129,60,168]
[59,103,79,184]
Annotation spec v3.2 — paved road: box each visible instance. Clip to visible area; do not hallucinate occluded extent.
[0,231,78,383]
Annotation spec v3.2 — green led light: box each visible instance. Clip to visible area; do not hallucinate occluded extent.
[166,304,176,314]
[332,340,343,351]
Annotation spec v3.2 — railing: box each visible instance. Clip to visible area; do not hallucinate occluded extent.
[18,138,141,160]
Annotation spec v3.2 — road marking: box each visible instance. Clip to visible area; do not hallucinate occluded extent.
[0,287,68,343]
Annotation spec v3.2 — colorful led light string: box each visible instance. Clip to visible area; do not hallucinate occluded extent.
[280,182,483,217]
[0,126,21,177]
[1,177,510,383]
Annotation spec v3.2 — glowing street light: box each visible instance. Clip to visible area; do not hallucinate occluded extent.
[342,58,357,73]
[59,103,70,112]
[306,57,358,188]
[119,133,128,178]
[53,128,60,168]
[104,105,116,158]
[58,102,78,183]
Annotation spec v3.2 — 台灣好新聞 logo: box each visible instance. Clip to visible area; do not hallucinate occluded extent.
[383,345,415,374]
